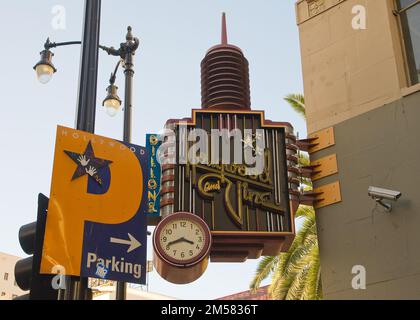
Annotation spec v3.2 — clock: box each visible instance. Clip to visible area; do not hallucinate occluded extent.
[153,212,212,284]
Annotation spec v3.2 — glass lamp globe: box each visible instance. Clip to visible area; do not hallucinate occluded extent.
[104,98,121,117]
[34,50,56,84]
[35,64,55,84]
[103,84,121,117]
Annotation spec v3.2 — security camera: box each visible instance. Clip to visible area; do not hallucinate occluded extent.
[368,186,401,201]
[368,186,401,212]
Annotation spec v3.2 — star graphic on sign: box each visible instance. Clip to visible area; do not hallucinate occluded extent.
[242,135,254,149]
[64,141,112,185]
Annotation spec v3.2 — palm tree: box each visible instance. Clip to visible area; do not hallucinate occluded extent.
[249,94,322,300]
[284,93,306,119]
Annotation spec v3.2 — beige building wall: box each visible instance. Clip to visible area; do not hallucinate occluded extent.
[295,0,420,299]
[0,252,27,300]
[296,0,418,134]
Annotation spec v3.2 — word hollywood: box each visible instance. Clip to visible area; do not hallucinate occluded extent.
[60,128,145,155]
[157,126,266,176]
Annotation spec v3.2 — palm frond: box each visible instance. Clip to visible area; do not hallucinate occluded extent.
[295,212,316,241]
[249,255,279,292]
[301,245,321,300]
[269,272,293,300]
[295,205,315,219]
[270,224,315,287]
[298,153,310,166]
[284,225,317,275]
[285,265,310,300]
[284,93,306,119]
[267,207,323,300]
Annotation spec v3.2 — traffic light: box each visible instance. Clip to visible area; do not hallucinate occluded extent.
[14,193,58,300]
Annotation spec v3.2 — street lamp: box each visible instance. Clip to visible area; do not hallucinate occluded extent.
[33,38,82,84]
[101,26,139,143]
[103,84,121,117]
[102,60,123,117]
[33,49,56,84]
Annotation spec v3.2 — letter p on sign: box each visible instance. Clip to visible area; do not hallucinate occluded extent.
[40,126,144,276]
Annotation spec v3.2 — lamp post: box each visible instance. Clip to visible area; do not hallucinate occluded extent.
[100,26,140,300]
[101,26,139,143]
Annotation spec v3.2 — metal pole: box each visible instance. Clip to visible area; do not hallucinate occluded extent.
[123,52,134,142]
[75,0,101,133]
[116,35,133,301]
[115,26,139,301]
[65,0,102,301]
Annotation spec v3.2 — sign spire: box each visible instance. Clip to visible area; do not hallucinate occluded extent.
[201,12,251,110]
[221,12,228,45]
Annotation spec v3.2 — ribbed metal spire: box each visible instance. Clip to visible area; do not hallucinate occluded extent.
[221,12,228,45]
[200,13,251,110]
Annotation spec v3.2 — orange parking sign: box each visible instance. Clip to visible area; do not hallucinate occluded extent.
[41,126,147,283]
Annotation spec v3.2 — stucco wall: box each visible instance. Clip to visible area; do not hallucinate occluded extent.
[312,91,420,299]
[296,0,407,134]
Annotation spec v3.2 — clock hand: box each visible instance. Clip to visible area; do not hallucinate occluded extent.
[167,237,184,248]
[181,238,195,245]
[167,237,195,248]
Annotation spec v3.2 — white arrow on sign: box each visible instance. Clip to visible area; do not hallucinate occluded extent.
[110,233,142,253]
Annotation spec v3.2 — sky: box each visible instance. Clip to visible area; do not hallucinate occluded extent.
[0,0,305,300]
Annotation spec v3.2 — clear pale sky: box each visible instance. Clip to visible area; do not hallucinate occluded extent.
[0,0,305,299]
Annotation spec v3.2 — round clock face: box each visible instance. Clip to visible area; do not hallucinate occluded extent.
[154,212,211,266]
